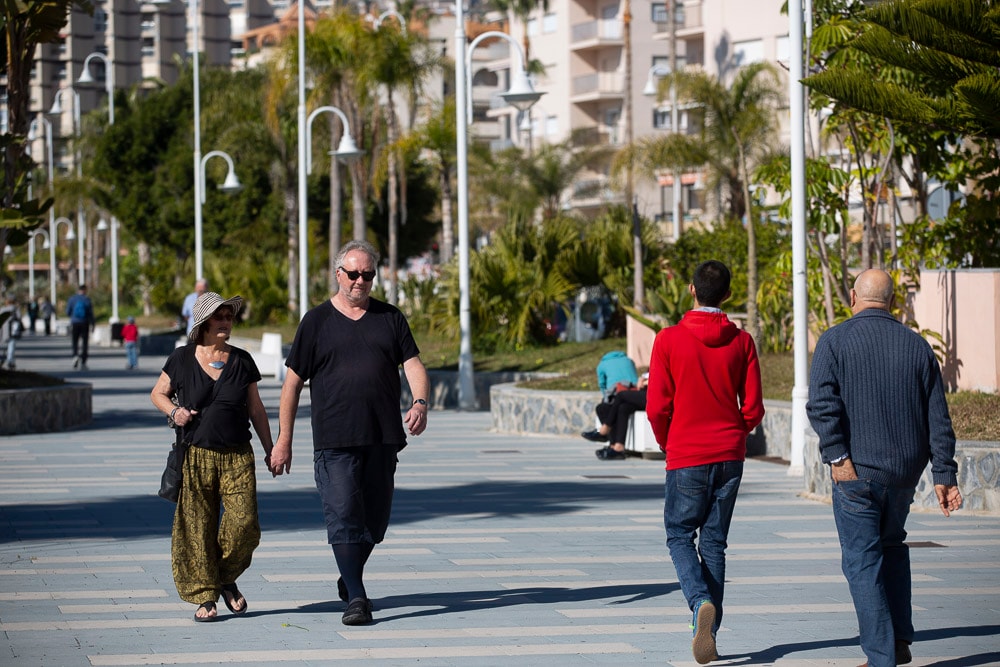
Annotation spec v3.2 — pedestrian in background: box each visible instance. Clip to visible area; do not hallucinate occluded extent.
[122,316,139,370]
[270,240,430,627]
[646,260,765,665]
[40,296,54,336]
[65,284,95,370]
[181,279,208,336]
[807,269,962,667]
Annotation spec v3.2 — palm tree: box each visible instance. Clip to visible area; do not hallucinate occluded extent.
[365,16,437,304]
[614,62,783,345]
[397,98,458,264]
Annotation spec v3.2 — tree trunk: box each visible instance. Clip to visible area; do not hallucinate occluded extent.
[735,135,759,348]
[286,186,298,315]
[439,167,454,264]
[351,161,366,241]
[387,90,399,305]
[138,241,152,316]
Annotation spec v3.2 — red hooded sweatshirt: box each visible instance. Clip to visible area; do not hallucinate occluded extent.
[646,310,765,470]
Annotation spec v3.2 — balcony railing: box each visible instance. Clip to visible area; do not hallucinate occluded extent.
[571,19,623,44]
[572,72,624,96]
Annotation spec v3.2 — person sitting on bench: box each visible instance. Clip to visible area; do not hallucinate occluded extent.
[583,373,648,460]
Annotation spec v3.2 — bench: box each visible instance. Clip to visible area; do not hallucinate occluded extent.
[625,411,664,460]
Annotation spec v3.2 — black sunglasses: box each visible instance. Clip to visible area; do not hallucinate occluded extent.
[339,266,376,282]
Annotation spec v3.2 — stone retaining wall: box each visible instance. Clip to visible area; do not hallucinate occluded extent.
[490,383,1000,514]
[0,383,92,435]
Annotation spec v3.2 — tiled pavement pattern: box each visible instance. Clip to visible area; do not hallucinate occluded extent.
[2,335,998,666]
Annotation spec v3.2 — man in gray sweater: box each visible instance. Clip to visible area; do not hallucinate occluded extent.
[807,269,962,667]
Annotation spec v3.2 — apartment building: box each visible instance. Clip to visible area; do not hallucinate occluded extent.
[17,0,276,174]
[491,0,790,228]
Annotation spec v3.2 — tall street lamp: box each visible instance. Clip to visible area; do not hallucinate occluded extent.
[28,229,50,301]
[48,87,86,286]
[29,114,57,306]
[78,51,121,321]
[189,0,238,282]
[300,105,364,317]
[454,9,544,409]
[53,217,79,290]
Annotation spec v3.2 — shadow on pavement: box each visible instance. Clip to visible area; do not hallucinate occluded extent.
[268,582,681,622]
[0,479,664,544]
[723,625,1000,666]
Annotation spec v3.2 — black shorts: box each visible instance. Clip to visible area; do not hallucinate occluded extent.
[313,446,398,544]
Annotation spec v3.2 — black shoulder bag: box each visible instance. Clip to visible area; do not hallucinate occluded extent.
[158,380,189,503]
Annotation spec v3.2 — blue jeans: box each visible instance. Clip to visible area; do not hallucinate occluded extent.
[832,478,914,667]
[664,460,744,631]
[125,341,138,368]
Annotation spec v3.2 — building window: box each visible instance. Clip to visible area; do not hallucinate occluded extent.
[543,13,557,33]
[94,8,107,33]
[141,37,155,56]
[733,39,764,66]
[653,109,671,130]
[527,18,538,37]
[652,3,667,22]
[545,115,558,137]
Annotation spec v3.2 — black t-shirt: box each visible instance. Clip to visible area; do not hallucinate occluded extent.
[163,344,262,450]
[285,298,420,449]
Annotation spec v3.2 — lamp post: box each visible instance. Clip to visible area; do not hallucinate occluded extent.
[78,51,121,321]
[77,52,114,125]
[48,87,86,286]
[189,0,238,282]
[299,106,364,317]
[28,229,50,301]
[52,217,79,292]
[455,8,543,409]
[643,64,682,240]
[29,114,57,306]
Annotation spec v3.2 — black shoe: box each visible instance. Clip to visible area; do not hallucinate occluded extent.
[581,429,609,443]
[595,447,626,460]
[896,639,912,665]
[341,597,373,625]
[72,355,80,369]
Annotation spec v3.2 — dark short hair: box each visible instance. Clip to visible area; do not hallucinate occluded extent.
[692,260,731,307]
[78,284,87,291]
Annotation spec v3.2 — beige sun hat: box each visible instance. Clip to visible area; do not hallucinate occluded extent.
[189,292,243,341]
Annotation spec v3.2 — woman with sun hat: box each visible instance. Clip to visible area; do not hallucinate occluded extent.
[150,291,273,622]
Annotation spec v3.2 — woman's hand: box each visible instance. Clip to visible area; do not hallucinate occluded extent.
[172,407,198,427]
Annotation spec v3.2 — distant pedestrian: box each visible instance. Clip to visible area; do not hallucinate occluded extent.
[807,269,962,667]
[1,296,23,370]
[40,296,54,336]
[122,316,139,370]
[181,279,208,336]
[65,284,95,369]
[26,298,38,334]
[270,240,430,627]
[646,260,765,665]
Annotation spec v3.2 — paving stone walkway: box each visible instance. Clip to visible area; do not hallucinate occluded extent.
[2,334,998,666]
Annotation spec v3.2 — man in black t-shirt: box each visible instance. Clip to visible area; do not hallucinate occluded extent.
[271,240,429,626]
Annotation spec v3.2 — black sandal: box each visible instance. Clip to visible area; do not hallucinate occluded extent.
[193,601,216,622]
[221,583,248,615]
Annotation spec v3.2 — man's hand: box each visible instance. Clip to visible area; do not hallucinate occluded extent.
[830,457,858,483]
[934,484,962,517]
[405,404,427,436]
[269,439,292,476]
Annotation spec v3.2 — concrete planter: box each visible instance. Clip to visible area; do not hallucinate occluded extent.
[0,382,92,435]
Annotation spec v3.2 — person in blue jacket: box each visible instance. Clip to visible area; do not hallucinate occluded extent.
[596,350,638,399]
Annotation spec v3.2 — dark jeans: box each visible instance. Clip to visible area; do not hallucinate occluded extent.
[70,322,90,363]
[832,478,914,667]
[314,446,397,545]
[664,460,744,631]
[595,390,647,445]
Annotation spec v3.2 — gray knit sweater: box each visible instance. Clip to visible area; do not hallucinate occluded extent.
[806,308,958,489]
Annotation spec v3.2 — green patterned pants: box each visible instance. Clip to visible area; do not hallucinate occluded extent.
[171,442,260,605]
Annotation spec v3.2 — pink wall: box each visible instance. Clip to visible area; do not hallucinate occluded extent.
[909,270,1000,393]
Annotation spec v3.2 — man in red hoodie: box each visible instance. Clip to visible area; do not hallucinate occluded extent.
[646,260,765,665]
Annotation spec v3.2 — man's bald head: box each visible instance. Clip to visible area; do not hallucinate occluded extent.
[851,269,894,314]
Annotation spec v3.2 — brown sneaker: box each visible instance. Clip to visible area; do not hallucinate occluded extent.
[691,600,718,664]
